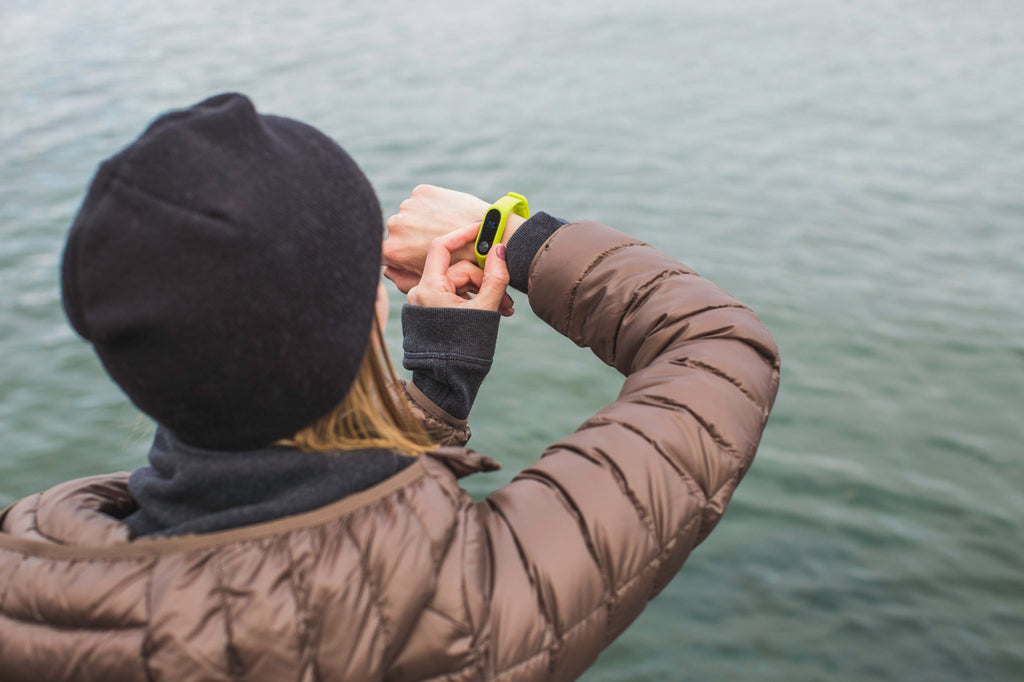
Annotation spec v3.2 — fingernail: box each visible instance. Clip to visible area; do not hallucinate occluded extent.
[494,243,506,261]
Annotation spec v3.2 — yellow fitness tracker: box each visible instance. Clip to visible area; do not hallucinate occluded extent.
[475,192,530,267]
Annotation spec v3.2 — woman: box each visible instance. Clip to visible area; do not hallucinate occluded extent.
[0,94,780,681]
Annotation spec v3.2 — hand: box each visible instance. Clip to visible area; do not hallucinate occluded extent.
[383,185,489,291]
[384,184,517,315]
[407,224,510,314]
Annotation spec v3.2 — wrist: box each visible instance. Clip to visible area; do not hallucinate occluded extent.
[504,212,568,293]
[401,304,500,420]
[453,213,526,264]
[500,214,527,246]
[475,193,529,268]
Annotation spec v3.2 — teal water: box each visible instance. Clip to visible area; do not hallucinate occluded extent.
[2,0,1023,679]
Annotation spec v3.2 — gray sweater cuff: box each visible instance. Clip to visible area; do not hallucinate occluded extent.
[401,305,500,420]
[505,211,567,293]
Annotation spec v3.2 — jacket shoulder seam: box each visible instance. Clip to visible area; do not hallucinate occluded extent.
[142,558,156,681]
[344,523,395,661]
[516,467,613,597]
[211,556,242,679]
[400,483,449,575]
[484,498,560,654]
[284,531,318,677]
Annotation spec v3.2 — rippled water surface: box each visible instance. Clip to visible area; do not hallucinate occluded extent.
[2,0,1023,679]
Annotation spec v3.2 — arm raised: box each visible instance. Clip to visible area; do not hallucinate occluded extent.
[474,221,780,679]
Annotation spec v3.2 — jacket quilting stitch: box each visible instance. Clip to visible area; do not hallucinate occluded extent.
[675,357,764,408]
[589,416,709,503]
[609,267,693,367]
[514,469,611,595]
[570,434,665,540]
[642,393,740,458]
[562,241,645,338]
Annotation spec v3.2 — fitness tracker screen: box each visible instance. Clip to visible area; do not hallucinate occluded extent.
[477,208,502,254]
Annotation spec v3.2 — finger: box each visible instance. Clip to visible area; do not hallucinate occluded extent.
[381,243,402,270]
[454,283,479,298]
[382,266,421,294]
[421,235,456,281]
[446,261,484,291]
[436,222,484,254]
[498,293,514,317]
[472,244,511,311]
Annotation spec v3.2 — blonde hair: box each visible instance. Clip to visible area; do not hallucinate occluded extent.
[279,320,437,456]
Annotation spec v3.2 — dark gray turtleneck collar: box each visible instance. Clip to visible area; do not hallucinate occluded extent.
[121,213,568,539]
[124,427,415,538]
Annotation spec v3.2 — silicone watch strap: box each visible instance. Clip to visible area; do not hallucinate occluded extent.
[475,192,530,267]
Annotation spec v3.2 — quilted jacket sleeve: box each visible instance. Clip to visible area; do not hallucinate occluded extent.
[397,379,472,446]
[474,221,781,680]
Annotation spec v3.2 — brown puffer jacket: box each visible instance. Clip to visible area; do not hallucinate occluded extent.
[0,221,780,681]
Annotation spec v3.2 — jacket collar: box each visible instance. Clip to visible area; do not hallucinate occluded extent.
[124,427,418,538]
[0,446,498,556]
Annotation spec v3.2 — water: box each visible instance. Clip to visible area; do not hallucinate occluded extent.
[2,0,1023,679]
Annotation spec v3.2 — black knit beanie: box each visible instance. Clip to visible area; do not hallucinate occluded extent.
[61,93,382,450]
